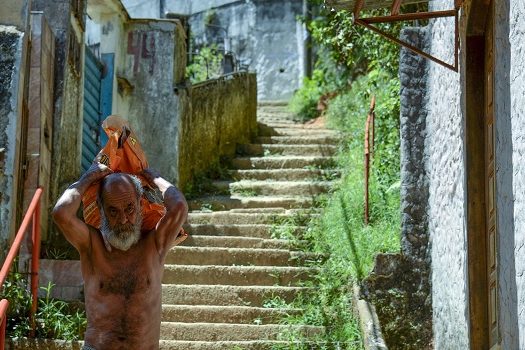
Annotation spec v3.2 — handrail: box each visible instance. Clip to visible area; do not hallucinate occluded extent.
[0,187,43,349]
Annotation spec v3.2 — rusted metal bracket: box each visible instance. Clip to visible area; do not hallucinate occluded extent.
[352,2,462,72]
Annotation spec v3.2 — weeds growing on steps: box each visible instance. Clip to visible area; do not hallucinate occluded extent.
[267,72,400,349]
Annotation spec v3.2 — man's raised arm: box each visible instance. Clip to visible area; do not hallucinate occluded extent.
[52,163,112,252]
[141,168,188,257]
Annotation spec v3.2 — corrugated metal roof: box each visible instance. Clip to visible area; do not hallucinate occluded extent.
[325,0,428,11]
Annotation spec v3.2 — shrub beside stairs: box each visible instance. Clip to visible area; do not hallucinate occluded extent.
[8,102,341,350]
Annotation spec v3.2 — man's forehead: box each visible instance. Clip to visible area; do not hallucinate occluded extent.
[101,174,137,200]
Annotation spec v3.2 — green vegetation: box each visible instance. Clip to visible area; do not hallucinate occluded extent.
[274,2,404,348]
[186,44,224,84]
[1,272,86,340]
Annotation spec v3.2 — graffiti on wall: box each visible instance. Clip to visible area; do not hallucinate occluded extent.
[127,31,156,74]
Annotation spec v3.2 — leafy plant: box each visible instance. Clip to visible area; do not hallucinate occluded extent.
[0,273,87,340]
[186,44,224,83]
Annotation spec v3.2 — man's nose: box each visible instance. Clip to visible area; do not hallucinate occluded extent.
[119,212,128,224]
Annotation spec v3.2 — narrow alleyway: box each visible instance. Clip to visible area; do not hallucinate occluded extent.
[159,102,341,349]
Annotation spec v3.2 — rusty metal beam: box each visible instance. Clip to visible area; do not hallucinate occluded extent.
[391,0,402,16]
[354,13,459,71]
[360,9,456,24]
[353,0,364,19]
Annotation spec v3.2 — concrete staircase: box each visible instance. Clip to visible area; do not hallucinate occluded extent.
[159,102,340,349]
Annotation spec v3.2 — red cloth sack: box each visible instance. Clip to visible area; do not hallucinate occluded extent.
[82,115,187,244]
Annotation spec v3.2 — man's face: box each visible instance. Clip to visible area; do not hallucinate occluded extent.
[100,181,142,251]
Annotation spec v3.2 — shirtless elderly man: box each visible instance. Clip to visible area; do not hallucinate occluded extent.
[52,162,188,350]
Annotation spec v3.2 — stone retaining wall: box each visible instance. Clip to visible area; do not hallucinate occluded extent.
[178,72,257,190]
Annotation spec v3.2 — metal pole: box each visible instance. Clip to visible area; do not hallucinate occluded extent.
[30,199,41,337]
[0,299,9,350]
[0,188,43,289]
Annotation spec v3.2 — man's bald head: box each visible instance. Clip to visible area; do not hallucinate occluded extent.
[97,173,143,206]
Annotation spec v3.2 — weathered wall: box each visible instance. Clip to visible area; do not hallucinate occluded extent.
[425,1,470,347]
[0,0,31,255]
[120,19,187,185]
[178,72,257,189]
[32,0,85,249]
[494,0,523,347]
[122,0,160,18]
[424,0,524,347]
[169,0,307,101]
[0,25,27,256]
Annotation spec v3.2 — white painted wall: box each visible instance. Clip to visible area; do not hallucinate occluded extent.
[425,0,524,347]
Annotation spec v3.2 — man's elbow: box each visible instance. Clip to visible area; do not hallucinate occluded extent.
[168,199,188,222]
[51,204,69,226]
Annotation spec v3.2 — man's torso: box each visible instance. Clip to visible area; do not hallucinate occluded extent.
[81,229,164,350]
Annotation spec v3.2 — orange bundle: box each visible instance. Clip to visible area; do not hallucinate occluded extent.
[82,115,187,243]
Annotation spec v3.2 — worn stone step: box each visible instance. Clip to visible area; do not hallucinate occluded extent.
[187,211,316,226]
[258,128,337,137]
[188,195,314,211]
[179,235,303,250]
[5,339,314,350]
[211,180,333,197]
[255,135,339,145]
[160,322,323,341]
[162,265,316,286]
[162,284,309,306]
[159,340,291,350]
[231,156,336,170]
[183,224,306,239]
[238,143,337,157]
[165,246,312,266]
[257,101,288,107]
[230,168,340,181]
[162,304,301,324]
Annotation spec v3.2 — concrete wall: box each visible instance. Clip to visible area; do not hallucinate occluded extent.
[122,19,187,184]
[421,0,524,347]
[32,0,86,249]
[178,72,257,189]
[494,0,523,347]
[0,0,31,255]
[166,0,307,101]
[425,2,470,348]
[0,25,28,256]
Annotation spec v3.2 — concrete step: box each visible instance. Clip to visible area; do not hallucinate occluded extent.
[183,224,306,239]
[159,340,292,350]
[179,235,303,250]
[162,304,301,324]
[165,246,313,266]
[160,322,323,341]
[258,128,337,137]
[211,180,333,197]
[230,168,340,181]
[188,195,314,211]
[238,143,337,157]
[231,156,336,170]
[162,284,309,306]
[187,210,316,226]
[162,265,316,286]
[255,135,339,145]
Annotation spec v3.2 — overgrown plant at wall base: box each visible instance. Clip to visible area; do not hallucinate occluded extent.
[1,272,86,340]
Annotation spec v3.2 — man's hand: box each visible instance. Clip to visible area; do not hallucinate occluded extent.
[84,162,113,183]
[140,168,188,257]
[52,162,112,252]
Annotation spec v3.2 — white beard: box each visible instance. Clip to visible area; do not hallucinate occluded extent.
[100,211,142,251]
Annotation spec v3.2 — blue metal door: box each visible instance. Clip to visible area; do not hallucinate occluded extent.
[82,48,114,172]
